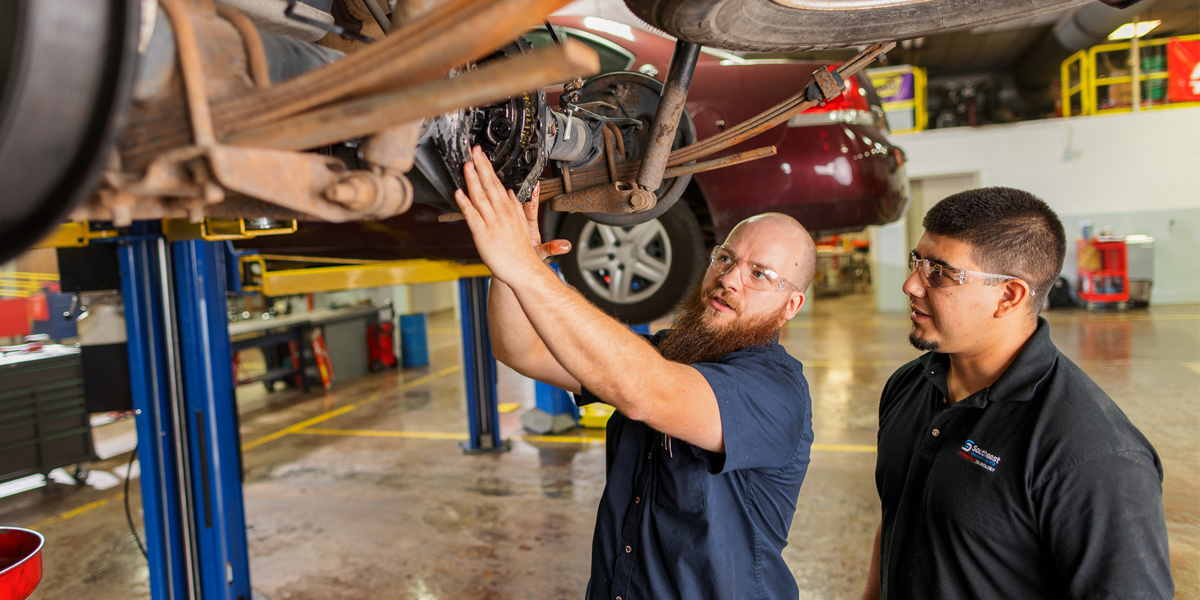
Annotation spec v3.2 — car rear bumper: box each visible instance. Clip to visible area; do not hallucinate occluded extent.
[696,123,908,237]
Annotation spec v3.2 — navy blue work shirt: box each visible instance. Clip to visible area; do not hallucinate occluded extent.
[577,330,813,600]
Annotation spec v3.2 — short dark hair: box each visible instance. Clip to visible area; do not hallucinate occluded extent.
[923,187,1066,308]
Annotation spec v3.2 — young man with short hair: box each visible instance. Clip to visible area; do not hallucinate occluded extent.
[453,146,818,599]
[863,187,1173,599]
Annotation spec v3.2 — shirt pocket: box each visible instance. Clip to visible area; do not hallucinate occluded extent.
[654,453,708,515]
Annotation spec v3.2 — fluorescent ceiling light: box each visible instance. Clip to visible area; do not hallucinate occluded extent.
[1107,20,1161,40]
[583,17,635,41]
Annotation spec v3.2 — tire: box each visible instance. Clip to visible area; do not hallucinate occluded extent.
[0,0,141,264]
[559,200,705,324]
[624,0,1089,52]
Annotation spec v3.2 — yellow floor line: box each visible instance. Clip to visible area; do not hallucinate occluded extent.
[297,427,875,453]
[242,402,364,451]
[31,495,123,531]
[241,364,463,451]
[1186,363,1200,375]
[401,364,462,389]
[522,433,607,444]
[300,427,604,445]
[301,428,468,441]
[498,402,520,413]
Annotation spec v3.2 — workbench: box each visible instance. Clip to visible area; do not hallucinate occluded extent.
[229,305,381,392]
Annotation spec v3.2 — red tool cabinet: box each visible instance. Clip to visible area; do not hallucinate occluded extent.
[1077,238,1130,310]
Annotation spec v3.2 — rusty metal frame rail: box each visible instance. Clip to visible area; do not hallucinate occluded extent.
[538,42,894,204]
[229,40,599,151]
[120,0,577,165]
[541,145,777,200]
[667,42,894,167]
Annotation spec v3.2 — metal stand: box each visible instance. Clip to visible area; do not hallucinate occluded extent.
[120,225,251,600]
[458,277,509,454]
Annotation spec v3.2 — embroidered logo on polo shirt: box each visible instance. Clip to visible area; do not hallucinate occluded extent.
[959,440,1001,472]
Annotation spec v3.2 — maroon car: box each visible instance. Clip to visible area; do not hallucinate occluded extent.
[243,16,908,323]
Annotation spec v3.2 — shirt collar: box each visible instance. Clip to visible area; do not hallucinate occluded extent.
[920,317,1058,405]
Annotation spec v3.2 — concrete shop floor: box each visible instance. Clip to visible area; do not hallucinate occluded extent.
[4,295,1198,600]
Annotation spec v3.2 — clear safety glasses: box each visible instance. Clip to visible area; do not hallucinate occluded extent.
[709,245,800,293]
[908,251,1032,296]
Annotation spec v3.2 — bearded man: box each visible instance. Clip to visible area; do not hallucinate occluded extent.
[453,146,817,600]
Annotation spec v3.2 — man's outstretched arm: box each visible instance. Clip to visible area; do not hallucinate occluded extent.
[484,185,581,392]
[455,147,724,453]
[489,279,581,393]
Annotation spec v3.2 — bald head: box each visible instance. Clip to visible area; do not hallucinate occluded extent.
[726,213,817,292]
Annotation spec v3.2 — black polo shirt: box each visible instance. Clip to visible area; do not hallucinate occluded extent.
[578,331,813,600]
[875,318,1173,599]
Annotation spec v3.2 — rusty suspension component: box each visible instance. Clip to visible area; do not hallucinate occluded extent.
[228,40,599,151]
[666,42,895,167]
[538,42,895,207]
[540,145,777,203]
[119,0,575,167]
[635,40,700,192]
[74,0,595,226]
[215,5,271,89]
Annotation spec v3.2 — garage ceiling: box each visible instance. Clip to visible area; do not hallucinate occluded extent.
[894,0,1200,78]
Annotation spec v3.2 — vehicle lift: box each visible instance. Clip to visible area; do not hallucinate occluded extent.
[47,220,506,599]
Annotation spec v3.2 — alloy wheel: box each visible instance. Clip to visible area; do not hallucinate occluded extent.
[575,219,673,305]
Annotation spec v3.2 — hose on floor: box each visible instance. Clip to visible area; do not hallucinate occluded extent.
[125,446,148,560]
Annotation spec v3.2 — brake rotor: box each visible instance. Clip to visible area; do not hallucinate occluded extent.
[435,39,548,204]
[571,71,696,227]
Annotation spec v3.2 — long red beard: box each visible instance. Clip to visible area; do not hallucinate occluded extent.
[656,284,788,365]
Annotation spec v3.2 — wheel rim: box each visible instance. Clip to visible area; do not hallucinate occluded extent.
[575,219,672,305]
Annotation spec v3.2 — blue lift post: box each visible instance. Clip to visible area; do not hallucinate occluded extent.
[458,276,509,454]
[523,322,650,434]
[119,224,251,600]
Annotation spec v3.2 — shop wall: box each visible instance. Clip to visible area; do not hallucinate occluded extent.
[895,107,1200,304]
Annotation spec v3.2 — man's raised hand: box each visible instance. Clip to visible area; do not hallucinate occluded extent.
[524,183,572,261]
[453,146,570,283]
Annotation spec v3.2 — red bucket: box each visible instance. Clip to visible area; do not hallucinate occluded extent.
[0,528,43,600]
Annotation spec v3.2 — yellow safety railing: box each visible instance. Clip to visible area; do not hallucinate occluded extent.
[1061,49,1090,117]
[0,273,59,298]
[1063,34,1200,117]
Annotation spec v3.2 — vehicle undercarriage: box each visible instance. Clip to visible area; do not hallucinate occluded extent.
[0,0,1124,264]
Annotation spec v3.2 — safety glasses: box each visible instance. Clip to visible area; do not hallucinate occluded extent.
[709,245,800,293]
[908,251,1032,295]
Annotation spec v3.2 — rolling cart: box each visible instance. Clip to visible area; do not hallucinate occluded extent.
[1077,238,1130,311]
[0,344,95,487]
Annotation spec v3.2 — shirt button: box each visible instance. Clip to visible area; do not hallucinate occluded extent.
[625,545,632,553]
[635,497,641,504]
[647,452,652,460]
[932,428,941,437]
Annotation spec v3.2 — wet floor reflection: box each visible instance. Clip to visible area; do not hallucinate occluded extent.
[6,300,1197,599]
